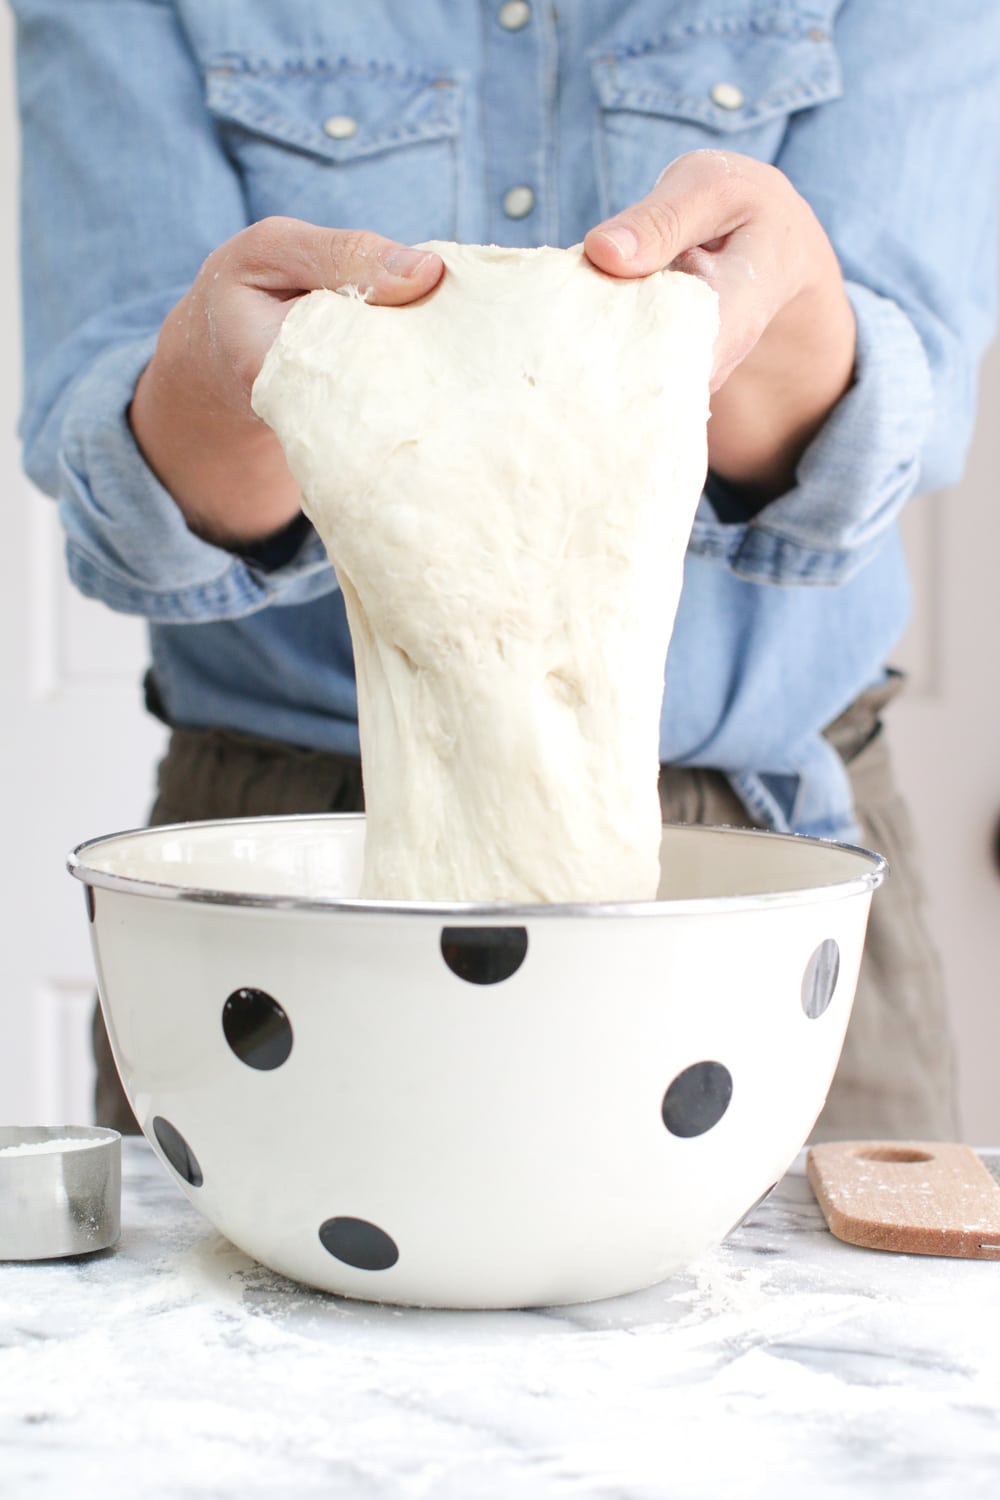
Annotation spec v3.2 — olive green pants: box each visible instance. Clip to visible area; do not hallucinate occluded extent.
[93,679,960,1143]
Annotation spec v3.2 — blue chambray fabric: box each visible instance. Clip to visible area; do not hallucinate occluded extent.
[10,0,1000,837]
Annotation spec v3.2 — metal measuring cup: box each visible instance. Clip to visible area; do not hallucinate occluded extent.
[0,1126,121,1259]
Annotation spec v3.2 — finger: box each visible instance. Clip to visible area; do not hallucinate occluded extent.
[226,216,445,305]
[584,150,757,278]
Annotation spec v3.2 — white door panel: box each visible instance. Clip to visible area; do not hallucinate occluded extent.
[3,476,167,1127]
[1,4,166,1124]
[892,335,1000,1144]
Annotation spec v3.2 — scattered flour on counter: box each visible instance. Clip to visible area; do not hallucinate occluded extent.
[3,1241,999,1498]
[673,1253,775,1318]
[5,1151,1000,1498]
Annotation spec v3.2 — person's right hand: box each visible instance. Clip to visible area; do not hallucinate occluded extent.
[130,217,443,547]
[584,151,856,499]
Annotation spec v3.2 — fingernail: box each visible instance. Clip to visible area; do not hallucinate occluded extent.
[383,247,434,279]
[598,227,639,261]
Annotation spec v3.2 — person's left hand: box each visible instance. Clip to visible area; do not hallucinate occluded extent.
[584,149,856,498]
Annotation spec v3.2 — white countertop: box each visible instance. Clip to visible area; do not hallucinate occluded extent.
[1,1139,998,1499]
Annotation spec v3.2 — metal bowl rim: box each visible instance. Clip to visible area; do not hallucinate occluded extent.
[68,813,888,919]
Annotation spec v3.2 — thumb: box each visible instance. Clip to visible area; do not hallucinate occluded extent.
[229,216,445,306]
[584,151,750,278]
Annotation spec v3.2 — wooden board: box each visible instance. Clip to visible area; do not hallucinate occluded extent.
[806,1141,1000,1260]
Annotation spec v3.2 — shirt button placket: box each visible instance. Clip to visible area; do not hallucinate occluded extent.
[486,0,550,245]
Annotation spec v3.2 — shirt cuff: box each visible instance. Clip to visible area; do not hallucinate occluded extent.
[57,336,335,622]
[688,280,934,585]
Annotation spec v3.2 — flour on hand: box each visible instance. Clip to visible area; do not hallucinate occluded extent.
[252,243,717,902]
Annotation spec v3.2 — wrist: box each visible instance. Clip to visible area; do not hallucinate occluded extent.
[130,347,301,548]
[709,259,855,497]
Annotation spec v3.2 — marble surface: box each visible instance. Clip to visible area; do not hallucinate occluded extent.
[1,1140,998,1499]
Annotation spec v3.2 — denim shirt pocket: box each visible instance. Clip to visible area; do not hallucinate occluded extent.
[589,5,842,216]
[204,56,461,244]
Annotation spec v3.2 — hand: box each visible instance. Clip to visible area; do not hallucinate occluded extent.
[584,150,856,498]
[130,218,443,546]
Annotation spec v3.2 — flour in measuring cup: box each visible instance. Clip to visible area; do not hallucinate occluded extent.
[0,1137,103,1157]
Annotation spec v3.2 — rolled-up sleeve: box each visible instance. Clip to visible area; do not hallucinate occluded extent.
[689,0,1000,588]
[12,0,337,623]
[57,335,333,622]
[689,279,934,585]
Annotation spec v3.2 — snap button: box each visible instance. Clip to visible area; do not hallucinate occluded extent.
[498,1,531,30]
[502,185,535,219]
[709,82,744,111]
[323,114,359,140]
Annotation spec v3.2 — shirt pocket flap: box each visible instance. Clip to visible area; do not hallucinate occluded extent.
[590,23,841,132]
[205,57,460,163]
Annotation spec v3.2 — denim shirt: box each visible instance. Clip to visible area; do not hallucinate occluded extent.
[11,0,1000,838]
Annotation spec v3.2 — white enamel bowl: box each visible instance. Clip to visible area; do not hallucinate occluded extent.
[69,816,884,1308]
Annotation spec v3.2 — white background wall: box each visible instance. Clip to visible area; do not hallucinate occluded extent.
[1,7,167,1126]
[1,9,998,1140]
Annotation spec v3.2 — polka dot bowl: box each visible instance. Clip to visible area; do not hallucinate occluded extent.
[69,815,885,1309]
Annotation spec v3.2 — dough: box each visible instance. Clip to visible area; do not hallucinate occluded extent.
[252,243,717,902]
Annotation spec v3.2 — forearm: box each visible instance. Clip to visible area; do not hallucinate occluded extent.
[129,332,300,550]
[707,272,857,498]
[688,281,938,588]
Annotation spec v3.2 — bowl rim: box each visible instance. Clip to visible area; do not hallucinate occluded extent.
[68,814,888,919]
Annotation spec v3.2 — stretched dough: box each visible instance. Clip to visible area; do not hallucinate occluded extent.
[252,243,717,902]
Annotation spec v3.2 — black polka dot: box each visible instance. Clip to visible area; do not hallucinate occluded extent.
[661,1061,733,1138]
[802,939,840,1019]
[440,927,528,985]
[152,1116,203,1187]
[222,988,293,1070]
[318,1217,399,1271]
[84,885,95,923]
